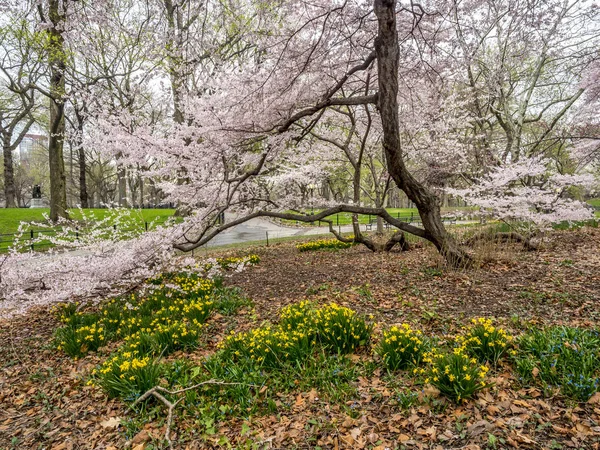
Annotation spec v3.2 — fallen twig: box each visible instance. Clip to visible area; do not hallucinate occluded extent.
[132,379,256,448]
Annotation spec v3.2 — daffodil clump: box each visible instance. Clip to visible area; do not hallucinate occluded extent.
[54,273,217,359]
[313,303,373,354]
[219,301,373,367]
[377,324,430,370]
[220,325,316,368]
[456,318,513,365]
[424,348,490,403]
[93,351,161,399]
[515,326,600,401]
[205,254,261,271]
[55,322,106,358]
[279,300,317,331]
[296,238,355,252]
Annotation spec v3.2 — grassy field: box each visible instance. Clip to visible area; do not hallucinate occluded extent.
[0,208,175,252]
[280,207,477,227]
[0,208,175,236]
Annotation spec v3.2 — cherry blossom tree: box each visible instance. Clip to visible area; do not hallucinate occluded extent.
[2,0,599,316]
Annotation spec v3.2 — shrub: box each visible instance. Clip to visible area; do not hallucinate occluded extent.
[456,318,513,365]
[514,326,600,401]
[377,324,429,370]
[313,303,373,354]
[424,348,490,403]
[296,238,354,252]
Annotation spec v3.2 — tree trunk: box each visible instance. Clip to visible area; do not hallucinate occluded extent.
[117,166,127,206]
[139,176,144,207]
[76,115,88,208]
[78,146,88,208]
[48,0,68,221]
[2,138,16,208]
[374,0,471,267]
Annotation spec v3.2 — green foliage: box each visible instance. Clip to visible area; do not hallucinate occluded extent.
[377,324,429,370]
[220,324,316,368]
[55,321,106,358]
[54,273,241,358]
[455,318,514,365]
[313,303,373,354]
[424,349,490,403]
[205,254,261,271]
[94,352,162,399]
[54,271,252,405]
[219,301,372,369]
[279,300,316,330]
[213,286,253,315]
[514,326,600,401]
[296,238,354,252]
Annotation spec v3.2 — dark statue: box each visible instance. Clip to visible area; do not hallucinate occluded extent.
[32,185,42,199]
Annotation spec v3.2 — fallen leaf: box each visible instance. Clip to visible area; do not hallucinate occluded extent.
[100,417,121,429]
[588,392,600,405]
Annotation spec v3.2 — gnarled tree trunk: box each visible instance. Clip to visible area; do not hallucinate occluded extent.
[374,0,471,267]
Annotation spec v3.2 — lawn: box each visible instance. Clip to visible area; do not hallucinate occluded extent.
[280,206,475,227]
[0,208,175,252]
[0,208,175,235]
[1,226,599,449]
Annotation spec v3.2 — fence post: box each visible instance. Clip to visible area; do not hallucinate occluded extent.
[336,214,339,226]
[113,224,117,232]
[411,212,414,222]
[145,221,148,232]
[76,228,79,241]
[30,229,34,251]
[266,231,269,246]
[397,212,400,219]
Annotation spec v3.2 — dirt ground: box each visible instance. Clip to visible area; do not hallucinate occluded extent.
[1,227,599,449]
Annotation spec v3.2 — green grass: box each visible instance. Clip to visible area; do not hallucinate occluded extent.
[0,208,175,235]
[280,207,475,227]
[0,208,175,253]
[587,198,600,208]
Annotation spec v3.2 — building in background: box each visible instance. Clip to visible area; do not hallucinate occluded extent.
[17,132,47,166]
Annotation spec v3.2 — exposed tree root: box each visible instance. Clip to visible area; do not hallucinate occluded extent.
[383,231,410,252]
[464,231,538,251]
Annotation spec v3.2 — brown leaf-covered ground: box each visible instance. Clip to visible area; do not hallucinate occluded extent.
[1,227,600,450]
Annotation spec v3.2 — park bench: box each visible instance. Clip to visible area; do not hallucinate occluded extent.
[442,216,457,225]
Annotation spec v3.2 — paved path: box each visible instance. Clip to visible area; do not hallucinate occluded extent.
[203,217,479,247]
[205,217,352,247]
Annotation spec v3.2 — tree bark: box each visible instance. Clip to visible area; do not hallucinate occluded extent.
[74,108,89,208]
[2,138,16,208]
[47,0,68,221]
[374,0,471,267]
[78,145,88,208]
[117,165,128,206]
